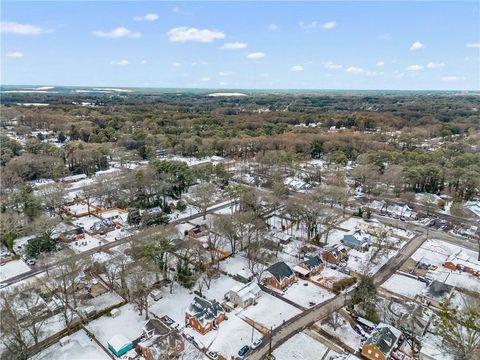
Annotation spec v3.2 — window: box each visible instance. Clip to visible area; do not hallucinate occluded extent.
[368,349,372,354]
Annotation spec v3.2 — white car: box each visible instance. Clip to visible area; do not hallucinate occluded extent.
[251,339,262,349]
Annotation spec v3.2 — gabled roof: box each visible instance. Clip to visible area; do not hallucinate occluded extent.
[186,297,224,326]
[108,334,131,352]
[267,261,294,283]
[143,319,170,337]
[364,323,401,356]
[301,255,323,270]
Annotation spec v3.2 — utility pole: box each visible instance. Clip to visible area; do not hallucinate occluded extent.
[268,326,272,357]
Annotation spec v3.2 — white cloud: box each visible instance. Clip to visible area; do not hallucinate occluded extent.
[322,21,337,30]
[219,71,234,76]
[221,42,248,50]
[410,41,424,50]
[466,43,480,48]
[110,59,129,66]
[406,64,424,71]
[167,27,225,43]
[441,76,464,81]
[246,52,266,60]
[93,27,141,38]
[366,71,384,76]
[1,21,53,35]
[426,62,445,69]
[300,21,317,29]
[200,77,211,82]
[291,65,304,72]
[172,62,181,67]
[133,13,159,21]
[324,61,342,70]
[345,66,364,74]
[6,51,24,58]
[376,61,384,67]
[266,24,278,31]
[219,81,228,86]
[140,60,147,65]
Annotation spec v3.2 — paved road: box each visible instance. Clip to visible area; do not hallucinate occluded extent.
[247,232,428,360]
[2,201,235,287]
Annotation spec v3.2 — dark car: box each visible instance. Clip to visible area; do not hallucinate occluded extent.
[238,345,250,358]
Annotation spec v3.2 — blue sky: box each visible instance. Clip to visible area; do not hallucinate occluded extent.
[1,1,479,90]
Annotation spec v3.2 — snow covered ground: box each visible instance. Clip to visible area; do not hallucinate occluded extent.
[149,284,194,326]
[319,314,362,351]
[282,279,334,308]
[219,255,255,279]
[72,215,100,230]
[202,274,243,300]
[238,291,301,329]
[381,274,427,299]
[32,329,110,360]
[273,332,337,360]
[0,259,31,282]
[69,234,104,253]
[86,304,145,346]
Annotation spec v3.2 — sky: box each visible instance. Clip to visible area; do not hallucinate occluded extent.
[1,1,479,90]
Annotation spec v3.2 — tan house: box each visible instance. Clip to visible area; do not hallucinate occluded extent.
[185,297,225,335]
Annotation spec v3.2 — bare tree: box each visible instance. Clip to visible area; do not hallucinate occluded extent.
[37,182,66,217]
[327,312,343,331]
[189,182,216,219]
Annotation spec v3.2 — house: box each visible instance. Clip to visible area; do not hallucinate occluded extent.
[264,261,296,290]
[187,224,208,239]
[443,250,480,276]
[341,230,370,250]
[90,219,116,235]
[361,323,402,360]
[418,280,454,308]
[322,244,348,264]
[293,255,324,278]
[107,334,133,357]
[228,281,261,308]
[138,319,184,360]
[185,297,225,335]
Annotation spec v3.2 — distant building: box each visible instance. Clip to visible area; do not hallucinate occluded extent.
[361,323,402,360]
[293,255,324,278]
[185,297,225,335]
[341,229,370,250]
[228,281,261,308]
[322,244,348,264]
[264,261,296,290]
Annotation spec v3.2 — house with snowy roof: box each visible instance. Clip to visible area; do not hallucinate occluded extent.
[264,261,296,290]
[361,323,402,360]
[138,319,184,360]
[228,281,261,308]
[293,255,324,278]
[341,229,370,250]
[185,297,225,335]
[322,244,348,264]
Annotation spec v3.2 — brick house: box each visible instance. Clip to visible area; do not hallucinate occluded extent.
[264,261,296,290]
[138,319,184,360]
[293,255,324,278]
[185,297,225,335]
[187,225,208,239]
[361,323,402,360]
[322,244,348,264]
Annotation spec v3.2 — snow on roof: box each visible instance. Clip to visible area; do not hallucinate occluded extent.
[230,281,261,301]
[108,334,131,351]
[293,265,310,276]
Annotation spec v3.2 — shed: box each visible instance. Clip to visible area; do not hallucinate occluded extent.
[110,308,120,318]
[108,334,133,357]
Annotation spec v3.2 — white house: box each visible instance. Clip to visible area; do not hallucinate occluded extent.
[228,281,261,308]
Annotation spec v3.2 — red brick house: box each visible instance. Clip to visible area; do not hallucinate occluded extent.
[187,225,208,239]
[361,323,402,360]
[322,244,348,264]
[185,297,225,335]
[264,261,296,290]
[293,255,324,278]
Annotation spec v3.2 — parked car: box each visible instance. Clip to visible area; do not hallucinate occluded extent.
[251,339,262,349]
[26,258,36,266]
[206,351,219,360]
[238,345,250,359]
